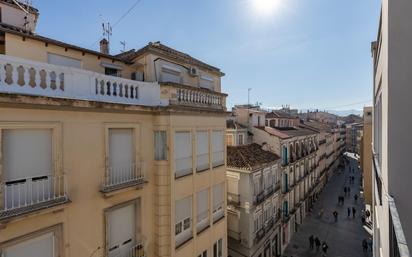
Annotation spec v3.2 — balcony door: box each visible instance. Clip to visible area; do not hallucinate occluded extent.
[107,202,137,257]
[2,129,53,209]
[108,128,134,185]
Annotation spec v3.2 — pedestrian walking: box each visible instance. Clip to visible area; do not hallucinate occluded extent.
[309,235,314,249]
[368,238,373,252]
[352,207,357,218]
[315,237,321,251]
[322,242,329,256]
[361,214,366,224]
[333,211,338,222]
[362,239,368,253]
[347,207,351,218]
[354,194,358,204]
[344,187,347,196]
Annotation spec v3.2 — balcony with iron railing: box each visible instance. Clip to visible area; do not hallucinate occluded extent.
[0,174,69,220]
[253,191,266,205]
[109,241,146,257]
[254,227,265,244]
[228,193,240,207]
[101,163,146,194]
[264,216,275,232]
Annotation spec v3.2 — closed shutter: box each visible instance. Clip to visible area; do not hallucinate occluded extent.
[196,131,209,171]
[174,132,192,177]
[227,178,238,195]
[4,232,54,257]
[107,203,136,257]
[175,196,192,246]
[196,189,209,232]
[212,183,224,222]
[3,129,53,181]
[154,131,167,160]
[47,53,81,68]
[160,65,181,83]
[109,129,134,182]
[199,75,214,90]
[212,130,224,167]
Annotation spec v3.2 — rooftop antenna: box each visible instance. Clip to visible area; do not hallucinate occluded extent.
[120,40,126,53]
[102,22,112,45]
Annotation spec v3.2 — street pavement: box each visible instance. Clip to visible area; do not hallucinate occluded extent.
[283,153,372,257]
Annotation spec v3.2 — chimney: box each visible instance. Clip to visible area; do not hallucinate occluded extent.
[100,38,109,54]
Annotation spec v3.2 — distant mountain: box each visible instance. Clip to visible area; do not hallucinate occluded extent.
[327,109,362,117]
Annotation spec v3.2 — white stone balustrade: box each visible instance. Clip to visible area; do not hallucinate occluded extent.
[0,54,164,106]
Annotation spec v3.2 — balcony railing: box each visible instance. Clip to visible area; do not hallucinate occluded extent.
[110,241,146,257]
[101,163,145,193]
[228,193,240,206]
[265,185,274,197]
[0,174,68,220]
[253,191,265,205]
[264,217,275,232]
[197,210,210,233]
[160,82,227,110]
[0,54,164,107]
[254,227,265,244]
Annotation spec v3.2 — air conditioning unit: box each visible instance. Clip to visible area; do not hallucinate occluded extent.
[188,66,198,76]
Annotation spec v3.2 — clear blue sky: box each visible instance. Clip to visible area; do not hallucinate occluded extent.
[34,0,381,111]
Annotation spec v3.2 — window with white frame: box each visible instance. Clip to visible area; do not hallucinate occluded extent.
[263,168,272,192]
[264,200,272,223]
[213,238,223,257]
[253,208,263,232]
[175,196,192,247]
[212,183,224,222]
[160,64,182,84]
[272,196,278,218]
[2,129,54,209]
[108,128,135,186]
[253,171,262,198]
[196,189,209,233]
[154,131,167,161]
[174,131,192,178]
[238,134,244,145]
[196,131,209,171]
[106,202,138,257]
[212,130,224,167]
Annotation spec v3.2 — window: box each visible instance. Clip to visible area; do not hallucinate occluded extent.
[212,130,224,167]
[263,168,271,192]
[254,208,262,232]
[264,200,272,223]
[238,134,244,145]
[253,171,262,197]
[2,129,54,209]
[175,196,192,247]
[160,64,182,83]
[47,53,81,68]
[198,250,208,257]
[212,183,224,222]
[105,67,121,77]
[154,131,167,160]
[213,239,223,257]
[107,128,136,186]
[272,197,278,217]
[197,189,209,233]
[226,134,233,146]
[199,75,214,90]
[197,131,209,171]
[174,131,192,178]
[1,231,57,257]
[106,202,138,257]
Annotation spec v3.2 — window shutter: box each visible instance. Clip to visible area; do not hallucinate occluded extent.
[197,189,209,217]
[196,131,209,171]
[174,132,192,177]
[176,197,192,223]
[212,130,224,167]
[47,53,81,68]
[213,183,224,210]
[3,232,54,257]
[3,129,53,181]
[109,128,134,169]
[107,203,136,256]
[154,131,167,160]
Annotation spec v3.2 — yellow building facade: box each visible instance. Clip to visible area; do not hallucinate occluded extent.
[0,2,227,257]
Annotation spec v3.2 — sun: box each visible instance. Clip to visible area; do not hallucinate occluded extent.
[252,0,282,15]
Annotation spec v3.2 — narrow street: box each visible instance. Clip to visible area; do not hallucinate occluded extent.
[283,153,372,257]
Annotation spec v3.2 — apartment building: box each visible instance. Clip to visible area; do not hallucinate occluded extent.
[371,1,411,256]
[360,107,372,206]
[231,106,320,253]
[226,132,281,257]
[0,2,227,257]
[345,123,363,154]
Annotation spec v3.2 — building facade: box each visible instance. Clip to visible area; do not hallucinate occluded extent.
[0,2,227,257]
[371,0,411,256]
[360,107,373,206]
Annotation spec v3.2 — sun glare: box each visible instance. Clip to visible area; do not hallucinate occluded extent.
[252,0,282,16]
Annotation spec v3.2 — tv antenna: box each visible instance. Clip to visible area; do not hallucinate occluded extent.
[102,22,112,44]
[120,40,126,52]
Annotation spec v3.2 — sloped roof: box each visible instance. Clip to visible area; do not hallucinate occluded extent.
[1,0,39,14]
[226,120,247,130]
[266,110,293,119]
[255,126,291,139]
[227,143,279,170]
